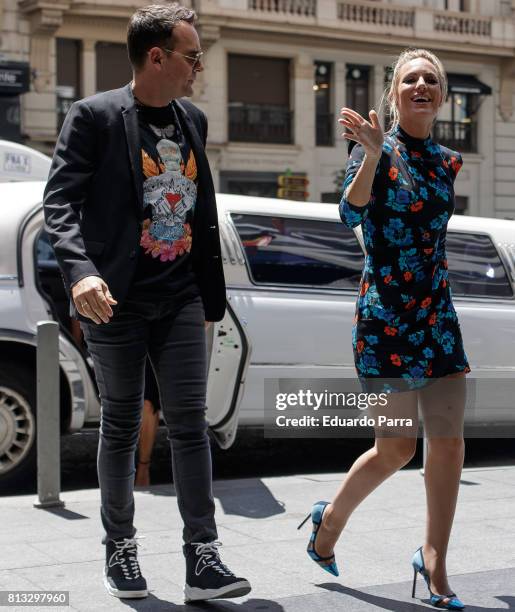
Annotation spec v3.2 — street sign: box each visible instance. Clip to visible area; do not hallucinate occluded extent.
[277,174,309,201]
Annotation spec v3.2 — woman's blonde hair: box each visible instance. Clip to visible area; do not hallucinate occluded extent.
[381,48,448,128]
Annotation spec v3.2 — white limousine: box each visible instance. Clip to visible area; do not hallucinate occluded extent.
[1,181,514,486]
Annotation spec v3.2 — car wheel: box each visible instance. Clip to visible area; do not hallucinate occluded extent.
[0,363,36,488]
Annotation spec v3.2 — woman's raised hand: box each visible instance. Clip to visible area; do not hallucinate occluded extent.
[339,108,383,160]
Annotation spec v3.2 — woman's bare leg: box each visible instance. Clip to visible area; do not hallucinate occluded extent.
[314,390,418,557]
[420,373,466,600]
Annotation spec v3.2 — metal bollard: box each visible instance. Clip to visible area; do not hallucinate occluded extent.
[34,321,65,509]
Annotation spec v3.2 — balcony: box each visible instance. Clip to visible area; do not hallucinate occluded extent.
[194,0,513,53]
[248,0,316,17]
[337,1,414,29]
[434,120,477,154]
[433,11,491,37]
[228,104,293,144]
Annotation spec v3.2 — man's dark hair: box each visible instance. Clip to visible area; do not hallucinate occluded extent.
[127,3,196,70]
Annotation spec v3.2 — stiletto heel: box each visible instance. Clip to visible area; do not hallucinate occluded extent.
[297,513,311,530]
[298,501,339,577]
[411,547,465,610]
[412,568,417,599]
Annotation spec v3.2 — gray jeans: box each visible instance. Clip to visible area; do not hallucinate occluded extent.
[81,290,217,545]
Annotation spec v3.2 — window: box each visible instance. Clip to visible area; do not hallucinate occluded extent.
[443,0,469,10]
[0,97,21,142]
[314,61,333,147]
[446,232,513,298]
[383,65,394,132]
[96,42,132,92]
[321,192,340,204]
[231,214,364,289]
[347,65,370,120]
[220,171,279,198]
[435,74,491,153]
[228,55,292,144]
[454,196,468,215]
[36,231,58,268]
[56,38,81,130]
[436,90,477,153]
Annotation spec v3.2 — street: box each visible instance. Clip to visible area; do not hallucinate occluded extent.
[1,453,515,611]
[55,432,515,492]
[2,431,515,610]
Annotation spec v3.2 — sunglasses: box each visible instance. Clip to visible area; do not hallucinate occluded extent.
[161,48,204,68]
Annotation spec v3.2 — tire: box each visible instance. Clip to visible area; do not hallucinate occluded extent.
[0,362,37,490]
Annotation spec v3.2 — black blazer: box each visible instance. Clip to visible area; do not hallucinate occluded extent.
[43,84,226,322]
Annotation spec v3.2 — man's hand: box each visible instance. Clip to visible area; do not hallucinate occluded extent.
[204,321,212,331]
[72,276,117,324]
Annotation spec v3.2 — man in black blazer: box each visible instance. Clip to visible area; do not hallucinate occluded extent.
[44,4,251,603]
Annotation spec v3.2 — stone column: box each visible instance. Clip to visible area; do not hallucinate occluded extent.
[81,39,97,97]
[372,63,386,124]
[294,54,315,150]
[192,24,220,107]
[18,0,69,141]
[414,8,434,41]
[195,23,222,189]
[334,61,346,155]
[318,0,337,24]
[499,58,515,123]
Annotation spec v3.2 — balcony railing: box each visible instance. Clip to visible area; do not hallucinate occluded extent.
[229,104,293,144]
[249,0,316,17]
[434,120,477,154]
[316,112,334,147]
[337,1,414,28]
[193,0,511,50]
[434,11,491,38]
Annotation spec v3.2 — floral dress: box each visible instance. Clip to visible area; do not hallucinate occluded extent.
[339,124,470,391]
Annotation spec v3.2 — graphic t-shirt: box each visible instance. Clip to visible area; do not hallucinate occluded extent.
[129,101,199,296]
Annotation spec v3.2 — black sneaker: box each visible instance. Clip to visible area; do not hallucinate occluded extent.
[104,537,148,599]
[183,541,251,602]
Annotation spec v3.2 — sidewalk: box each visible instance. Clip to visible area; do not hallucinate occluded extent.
[1,466,515,611]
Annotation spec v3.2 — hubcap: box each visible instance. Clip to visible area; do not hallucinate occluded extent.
[0,386,35,475]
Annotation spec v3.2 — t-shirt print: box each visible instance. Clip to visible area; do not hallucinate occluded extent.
[140,136,198,263]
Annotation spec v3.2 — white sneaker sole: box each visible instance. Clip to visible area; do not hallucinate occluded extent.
[103,568,148,599]
[184,579,251,602]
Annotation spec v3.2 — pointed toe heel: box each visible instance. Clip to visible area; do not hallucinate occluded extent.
[411,547,465,610]
[298,501,339,577]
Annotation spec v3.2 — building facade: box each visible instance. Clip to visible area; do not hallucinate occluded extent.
[1,0,515,217]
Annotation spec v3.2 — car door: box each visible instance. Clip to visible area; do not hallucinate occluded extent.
[32,217,251,448]
[226,211,365,426]
[205,300,251,449]
[446,229,515,429]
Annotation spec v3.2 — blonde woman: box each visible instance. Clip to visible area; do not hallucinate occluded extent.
[299,49,468,610]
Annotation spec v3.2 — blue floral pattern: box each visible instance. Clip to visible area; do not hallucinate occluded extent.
[340,125,470,390]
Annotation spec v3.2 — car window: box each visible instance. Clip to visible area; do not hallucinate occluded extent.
[36,230,58,269]
[231,213,364,289]
[446,231,513,298]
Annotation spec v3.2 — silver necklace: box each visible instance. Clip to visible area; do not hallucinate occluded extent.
[133,95,177,140]
[149,123,175,140]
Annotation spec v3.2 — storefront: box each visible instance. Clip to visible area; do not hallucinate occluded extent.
[0,61,30,142]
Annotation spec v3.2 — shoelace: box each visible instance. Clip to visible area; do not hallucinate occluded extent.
[191,541,235,577]
[108,536,144,580]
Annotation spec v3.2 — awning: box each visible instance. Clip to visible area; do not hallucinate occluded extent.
[448,74,492,95]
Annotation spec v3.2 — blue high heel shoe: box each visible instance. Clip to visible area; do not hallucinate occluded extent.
[411,547,465,610]
[297,501,339,577]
